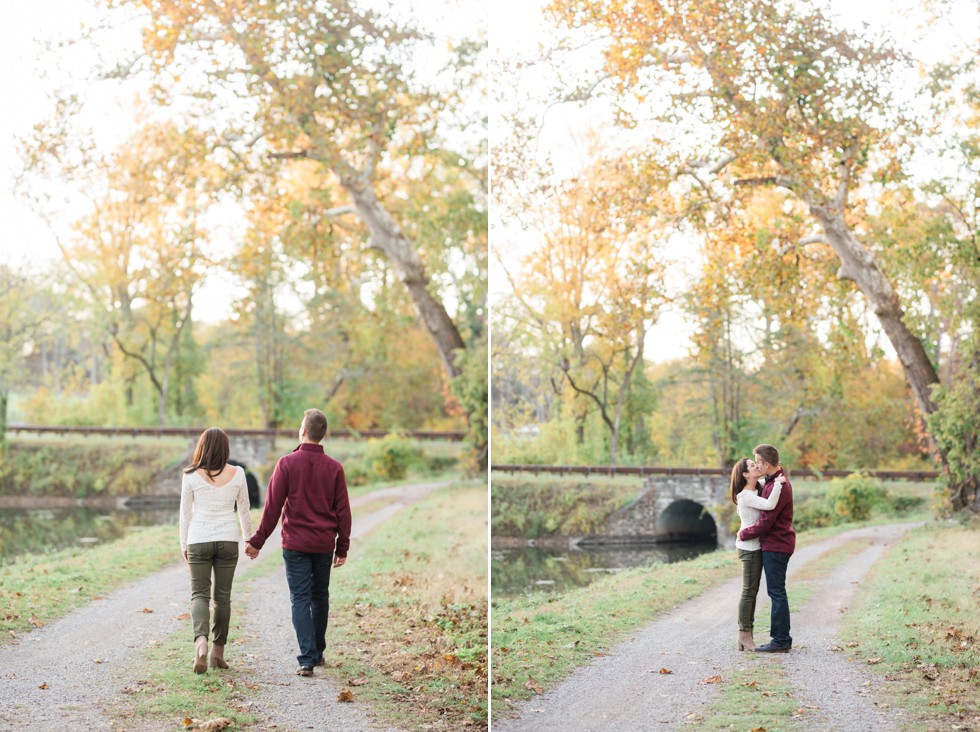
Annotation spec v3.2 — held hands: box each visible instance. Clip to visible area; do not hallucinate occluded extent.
[244,543,259,560]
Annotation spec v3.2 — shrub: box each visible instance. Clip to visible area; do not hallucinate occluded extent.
[826,473,888,522]
[793,497,835,531]
[364,434,424,481]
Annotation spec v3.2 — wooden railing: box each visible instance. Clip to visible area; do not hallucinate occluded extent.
[490,463,940,481]
[8,424,466,442]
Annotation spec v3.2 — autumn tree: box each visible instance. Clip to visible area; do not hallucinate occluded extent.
[546,0,978,507]
[102,0,487,459]
[23,119,216,425]
[500,155,667,465]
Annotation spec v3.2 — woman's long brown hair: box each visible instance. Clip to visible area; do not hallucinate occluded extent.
[730,458,750,505]
[184,427,230,480]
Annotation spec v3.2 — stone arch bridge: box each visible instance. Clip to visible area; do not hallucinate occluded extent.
[579,474,734,548]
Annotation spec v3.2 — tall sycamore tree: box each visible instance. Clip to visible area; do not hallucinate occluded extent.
[105,0,487,464]
[110,0,477,378]
[547,0,978,508]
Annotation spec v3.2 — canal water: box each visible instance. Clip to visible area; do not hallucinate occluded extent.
[491,541,719,599]
[0,505,178,562]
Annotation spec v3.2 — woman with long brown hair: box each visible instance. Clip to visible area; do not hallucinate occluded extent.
[179,427,252,673]
[730,457,785,651]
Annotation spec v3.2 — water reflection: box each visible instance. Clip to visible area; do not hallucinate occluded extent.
[492,541,719,598]
[0,506,177,562]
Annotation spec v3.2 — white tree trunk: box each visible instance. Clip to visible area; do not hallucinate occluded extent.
[812,207,941,417]
[342,175,466,379]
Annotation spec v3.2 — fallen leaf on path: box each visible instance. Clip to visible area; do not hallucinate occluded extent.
[142,608,154,613]
[174,613,191,620]
[658,668,672,675]
[702,675,722,684]
[751,727,767,732]
[348,678,368,686]
[183,718,232,731]
[867,658,882,665]
[742,681,757,688]
[38,682,49,690]
[845,642,859,648]
[337,689,355,702]
[29,614,43,628]
[828,645,843,651]
[93,659,103,664]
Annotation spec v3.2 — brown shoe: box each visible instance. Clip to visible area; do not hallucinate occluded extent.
[297,666,314,677]
[737,630,756,652]
[193,637,209,674]
[209,644,229,669]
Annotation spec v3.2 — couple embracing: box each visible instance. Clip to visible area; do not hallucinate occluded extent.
[730,443,795,654]
[178,408,352,677]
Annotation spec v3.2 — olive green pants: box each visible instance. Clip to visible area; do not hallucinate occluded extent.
[737,548,763,632]
[187,541,239,645]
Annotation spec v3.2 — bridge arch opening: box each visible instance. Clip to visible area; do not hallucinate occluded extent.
[656,499,717,542]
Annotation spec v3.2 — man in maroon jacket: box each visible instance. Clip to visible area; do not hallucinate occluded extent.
[245,408,352,676]
[737,443,795,652]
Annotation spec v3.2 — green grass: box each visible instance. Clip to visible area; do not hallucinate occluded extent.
[838,521,980,728]
[322,479,488,730]
[119,629,258,728]
[0,523,179,641]
[701,664,801,730]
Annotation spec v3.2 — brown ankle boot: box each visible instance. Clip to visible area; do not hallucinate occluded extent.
[209,643,229,669]
[737,630,756,651]
[193,636,209,674]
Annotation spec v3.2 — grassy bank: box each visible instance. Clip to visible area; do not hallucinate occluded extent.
[323,479,488,729]
[0,523,179,641]
[839,520,980,729]
[490,474,644,538]
[0,438,187,498]
[118,479,488,731]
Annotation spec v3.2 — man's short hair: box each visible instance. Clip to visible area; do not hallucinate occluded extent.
[754,444,780,467]
[303,408,328,443]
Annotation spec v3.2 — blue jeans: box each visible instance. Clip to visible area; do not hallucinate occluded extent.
[282,549,333,668]
[762,551,792,647]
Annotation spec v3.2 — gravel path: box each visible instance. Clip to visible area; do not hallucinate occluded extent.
[0,479,448,731]
[495,522,921,732]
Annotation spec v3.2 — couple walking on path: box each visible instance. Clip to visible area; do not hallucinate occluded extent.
[178,407,352,677]
[730,442,795,653]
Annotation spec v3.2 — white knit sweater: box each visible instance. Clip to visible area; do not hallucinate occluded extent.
[179,466,253,551]
[735,480,784,551]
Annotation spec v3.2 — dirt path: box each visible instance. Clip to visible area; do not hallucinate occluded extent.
[0,480,448,731]
[495,522,922,732]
